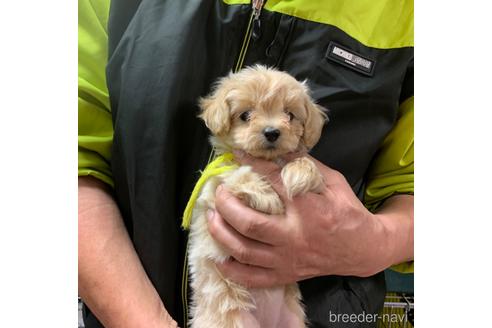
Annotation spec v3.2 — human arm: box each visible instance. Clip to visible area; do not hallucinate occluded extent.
[364,96,414,273]
[78,2,178,326]
[206,154,413,288]
[78,176,178,328]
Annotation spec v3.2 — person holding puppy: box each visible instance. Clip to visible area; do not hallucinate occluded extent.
[79,0,413,327]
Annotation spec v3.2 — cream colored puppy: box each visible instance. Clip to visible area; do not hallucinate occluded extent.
[188,65,327,328]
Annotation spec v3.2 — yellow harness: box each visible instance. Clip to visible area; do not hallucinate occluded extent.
[181,152,237,229]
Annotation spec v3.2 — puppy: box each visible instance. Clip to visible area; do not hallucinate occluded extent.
[187,65,327,328]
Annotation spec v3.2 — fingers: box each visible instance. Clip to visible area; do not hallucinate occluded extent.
[233,150,345,194]
[233,150,292,199]
[305,155,349,188]
[232,150,347,200]
[216,258,280,289]
[207,209,278,268]
[233,150,278,170]
[214,185,286,245]
[278,151,305,163]
[234,150,342,184]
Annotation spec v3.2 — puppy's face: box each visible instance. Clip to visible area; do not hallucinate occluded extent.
[199,66,327,160]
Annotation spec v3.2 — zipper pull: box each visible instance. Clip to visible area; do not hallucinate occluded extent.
[251,0,264,41]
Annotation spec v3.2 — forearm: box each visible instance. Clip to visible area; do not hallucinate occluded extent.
[374,194,414,270]
[78,176,177,328]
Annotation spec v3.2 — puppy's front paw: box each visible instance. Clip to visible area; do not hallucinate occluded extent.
[281,157,325,199]
[225,166,284,215]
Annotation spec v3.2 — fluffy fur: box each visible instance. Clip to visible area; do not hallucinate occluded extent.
[188,65,327,328]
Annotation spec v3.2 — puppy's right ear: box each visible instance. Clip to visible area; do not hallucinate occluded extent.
[301,99,328,150]
[198,88,231,136]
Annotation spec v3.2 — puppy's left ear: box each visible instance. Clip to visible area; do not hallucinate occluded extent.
[302,98,328,149]
[198,87,231,136]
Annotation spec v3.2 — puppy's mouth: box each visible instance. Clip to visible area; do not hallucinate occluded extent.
[244,142,291,160]
[239,134,294,159]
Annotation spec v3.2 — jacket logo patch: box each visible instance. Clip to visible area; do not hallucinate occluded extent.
[325,42,376,77]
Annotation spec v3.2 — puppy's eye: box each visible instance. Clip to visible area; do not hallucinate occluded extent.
[286,111,295,121]
[239,111,251,122]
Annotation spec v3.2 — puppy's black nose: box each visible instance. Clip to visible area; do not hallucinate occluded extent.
[263,127,281,142]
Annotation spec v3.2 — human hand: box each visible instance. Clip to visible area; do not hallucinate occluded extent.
[207,151,400,288]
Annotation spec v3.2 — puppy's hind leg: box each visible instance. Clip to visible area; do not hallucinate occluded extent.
[281,157,325,199]
[190,260,258,328]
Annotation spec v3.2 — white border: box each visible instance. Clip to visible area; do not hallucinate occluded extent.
[0,1,77,326]
[416,1,492,327]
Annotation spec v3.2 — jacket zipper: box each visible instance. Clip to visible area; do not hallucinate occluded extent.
[234,0,265,72]
[182,1,265,326]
